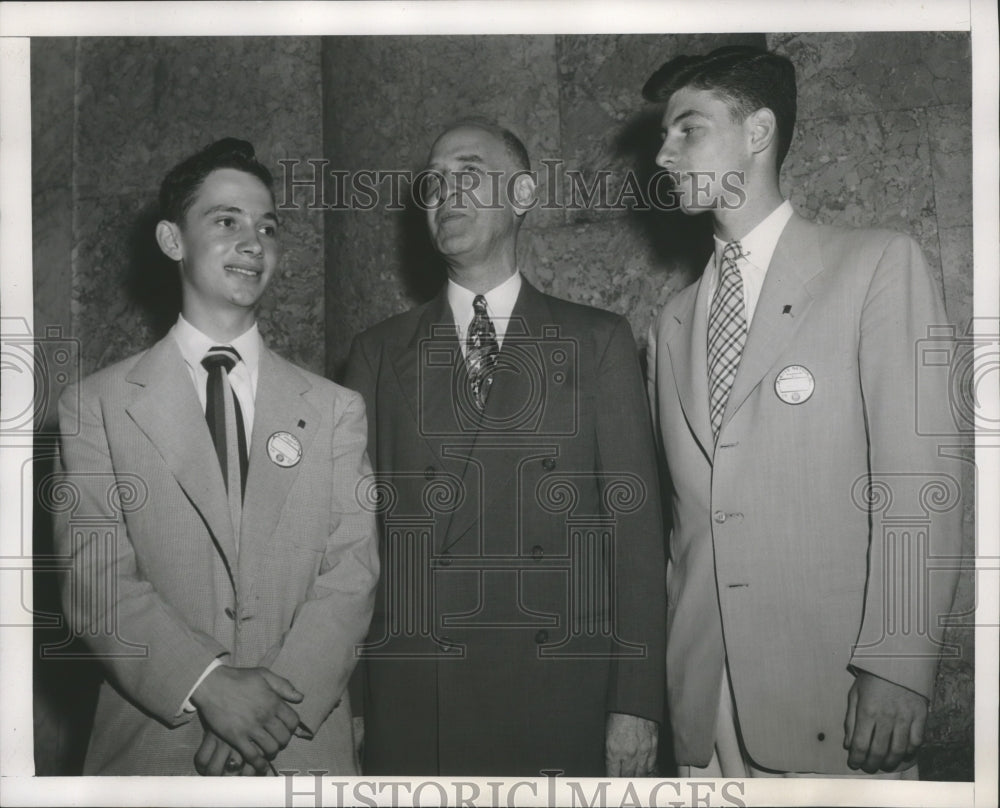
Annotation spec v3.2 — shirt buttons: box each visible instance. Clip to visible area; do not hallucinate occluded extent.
[713,511,727,524]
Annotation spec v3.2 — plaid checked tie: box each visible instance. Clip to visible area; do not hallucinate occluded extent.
[466,294,499,410]
[707,241,747,442]
[202,346,249,501]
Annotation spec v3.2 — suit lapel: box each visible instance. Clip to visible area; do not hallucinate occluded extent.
[389,288,463,451]
[723,213,823,426]
[664,262,715,459]
[237,347,318,594]
[125,336,238,577]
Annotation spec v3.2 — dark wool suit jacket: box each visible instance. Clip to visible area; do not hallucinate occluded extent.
[55,334,379,774]
[344,277,666,776]
[647,213,962,773]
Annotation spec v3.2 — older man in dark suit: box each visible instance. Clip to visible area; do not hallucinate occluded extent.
[345,120,666,776]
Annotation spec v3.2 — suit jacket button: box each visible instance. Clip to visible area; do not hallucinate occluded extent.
[424,465,436,480]
[534,629,549,644]
[224,607,236,621]
[531,545,544,559]
[542,458,556,471]
[817,732,826,741]
[713,510,727,524]
[439,551,452,567]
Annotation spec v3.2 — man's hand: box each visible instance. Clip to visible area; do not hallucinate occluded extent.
[605,712,658,777]
[190,665,303,774]
[194,727,250,776]
[844,669,927,774]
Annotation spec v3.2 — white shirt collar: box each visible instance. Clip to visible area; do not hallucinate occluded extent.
[171,314,261,379]
[713,199,794,274]
[447,271,523,349]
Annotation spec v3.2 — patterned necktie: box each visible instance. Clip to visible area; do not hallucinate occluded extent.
[707,241,747,442]
[466,294,500,410]
[201,346,249,501]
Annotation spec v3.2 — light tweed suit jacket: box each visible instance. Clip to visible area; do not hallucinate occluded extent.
[647,213,962,773]
[55,333,379,775]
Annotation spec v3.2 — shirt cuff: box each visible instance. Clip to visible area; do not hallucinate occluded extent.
[180,657,225,714]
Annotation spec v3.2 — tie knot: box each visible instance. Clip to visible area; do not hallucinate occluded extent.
[473,295,489,315]
[722,240,742,266]
[201,345,241,373]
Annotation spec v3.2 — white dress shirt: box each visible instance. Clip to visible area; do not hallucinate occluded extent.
[170,314,262,713]
[170,314,261,447]
[706,199,794,327]
[447,270,522,356]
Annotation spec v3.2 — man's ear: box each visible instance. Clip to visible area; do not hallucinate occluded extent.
[155,220,184,262]
[746,107,778,156]
[510,171,537,218]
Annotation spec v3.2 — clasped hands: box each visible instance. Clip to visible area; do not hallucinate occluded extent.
[190,665,304,776]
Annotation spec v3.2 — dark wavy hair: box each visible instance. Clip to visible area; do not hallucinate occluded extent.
[643,46,797,169]
[158,137,274,224]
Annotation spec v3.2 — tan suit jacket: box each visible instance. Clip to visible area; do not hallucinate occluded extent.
[54,334,379,775]
[647,213,962,773]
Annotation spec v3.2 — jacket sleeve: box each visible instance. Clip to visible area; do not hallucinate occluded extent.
[339,334,379,721]
[598,317,667,722]
[54,382,226,725]
[263,387,380,734]
[850,233,963,699]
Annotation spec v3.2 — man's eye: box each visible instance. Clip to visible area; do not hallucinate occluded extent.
[217,217,235,228]
[260,225,277,237]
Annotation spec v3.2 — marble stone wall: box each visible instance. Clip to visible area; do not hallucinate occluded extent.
[321,34,761,374]
[33,36,326,378]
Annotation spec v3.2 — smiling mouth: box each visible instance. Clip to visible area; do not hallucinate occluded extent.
[225,265,263,278]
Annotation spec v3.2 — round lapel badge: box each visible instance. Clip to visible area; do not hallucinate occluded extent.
[774,364,815,405]
[267,431,302,468]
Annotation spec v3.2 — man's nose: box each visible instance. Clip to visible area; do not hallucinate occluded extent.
[238,231,263,255]
[655,140,675,169]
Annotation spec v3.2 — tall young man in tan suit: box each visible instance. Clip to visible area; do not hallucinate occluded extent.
[55,139,379,775]
[644,47,961,777]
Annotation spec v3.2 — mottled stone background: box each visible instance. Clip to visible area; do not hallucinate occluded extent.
[31,32,973,779]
